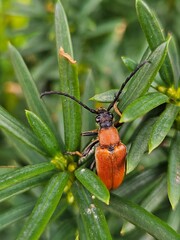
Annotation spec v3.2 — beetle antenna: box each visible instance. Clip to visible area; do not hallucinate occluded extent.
[40,91,98,114]
[107,61,150,111]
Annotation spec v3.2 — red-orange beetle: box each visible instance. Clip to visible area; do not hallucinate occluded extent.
[95,119,126,189]
[41,61,147,190]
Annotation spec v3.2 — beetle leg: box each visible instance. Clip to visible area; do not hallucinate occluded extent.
[78,139,99,166]
[114,120,123,128]
[82,138,99,156]
[66,139,99,158]
[81,129,98,136]
[113,102,123,128]
[65,151,83,157]
[90,160,96,170]
[113,102,122,117]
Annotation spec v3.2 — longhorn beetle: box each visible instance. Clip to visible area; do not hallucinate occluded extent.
[41,61,148,190]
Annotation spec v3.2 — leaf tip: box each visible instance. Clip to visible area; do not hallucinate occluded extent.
[148,143,155,154]
[136,0,144,8]
[89,96,95,101]
[136,0,148,8]
[136,0,142,4]
[25,109,31,118]
[168,186,180,210]
[25,109,30,113]
[105,198,110,205]
[8,41,12,48]
[168,194,179,210]
[120,115,128,123]
[8,42,15,54]
[126,165,133,174]
[166,34,172,45]
[101,192,110,205]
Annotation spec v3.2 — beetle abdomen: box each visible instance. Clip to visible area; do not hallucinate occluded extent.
[95,143,126,190]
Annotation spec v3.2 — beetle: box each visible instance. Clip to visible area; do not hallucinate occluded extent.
[41,61,148,190]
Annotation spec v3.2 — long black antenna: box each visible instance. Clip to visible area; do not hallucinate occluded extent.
[40,91,98,114]
[107,61,149,111]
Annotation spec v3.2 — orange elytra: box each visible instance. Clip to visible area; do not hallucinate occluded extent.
[95,126,126,189]
[41,61,148,190]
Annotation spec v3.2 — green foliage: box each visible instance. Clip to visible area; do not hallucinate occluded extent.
[72,182,112,240]
[120,92,169,123]
[0,0,180,239]
[75,167,110,204]
[17,172,69,240]
[26,110,60,157]
[55,2,81,151]
[136,0,175,86]
[107,194,180,240]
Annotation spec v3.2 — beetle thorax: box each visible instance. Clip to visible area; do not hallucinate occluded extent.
[98,127,120,147]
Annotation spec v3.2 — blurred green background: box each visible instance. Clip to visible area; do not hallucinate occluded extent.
[0,0,180,168]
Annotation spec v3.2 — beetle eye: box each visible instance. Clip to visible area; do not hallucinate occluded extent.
[109,113,113,119]
[96,115,100,123]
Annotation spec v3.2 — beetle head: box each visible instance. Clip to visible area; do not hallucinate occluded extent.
[95,108,113,128]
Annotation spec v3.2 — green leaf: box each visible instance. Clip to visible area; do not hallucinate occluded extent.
[77,216,87,240]
[0,202,34,230]
[4,132,47,164]
[114,167,163,198]
[121,56,137,71]
[119,41,169,111]
[17,172,69,240]
[168,132,180,209]
[149,104,179,152]
[136,0,174,86]
[91,42,169,108]
[0,171,54,203]
[90,89,118,103]
[81,71,96,148]
[50,199,69,222]
[0,105,45,156]
[79,0,102,17]
[121,176,167,234]
[107,194,180,240]
[120,92,169,123]
[8,43,59,144]
[55,1,81,151]
[140,176,167,212]
[0,162,56,190]
[72,181,112,240]
[85,19,122,39]
[168,38,180,88]
[26,110,60,157]
[52,219,76,240]
[75,168,110,204]
[127,118,156,173]
[55,1,73,56]
[167,202,180,231]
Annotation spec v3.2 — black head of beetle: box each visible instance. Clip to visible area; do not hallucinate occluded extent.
[95,109,113,128]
